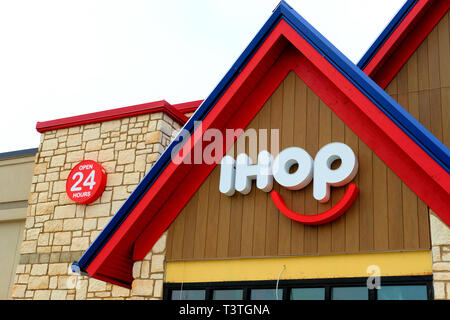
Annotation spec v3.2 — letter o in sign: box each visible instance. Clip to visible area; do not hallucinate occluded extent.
[273,147,313,190]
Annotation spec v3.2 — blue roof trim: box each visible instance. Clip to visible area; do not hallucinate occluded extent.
[357,0,417,69]
[73,0,449,275]
[0,148,38,159]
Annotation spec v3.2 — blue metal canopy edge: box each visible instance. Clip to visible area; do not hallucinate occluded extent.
[73,0,449,276]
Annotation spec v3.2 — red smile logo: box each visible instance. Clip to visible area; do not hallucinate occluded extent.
[220,142,359,225]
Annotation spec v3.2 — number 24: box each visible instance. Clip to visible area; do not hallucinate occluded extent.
[70,171,96,192]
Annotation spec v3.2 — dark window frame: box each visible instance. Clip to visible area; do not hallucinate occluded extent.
[163,275,433,300]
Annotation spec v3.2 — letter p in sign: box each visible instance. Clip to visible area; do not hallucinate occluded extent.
[66,160,107,204]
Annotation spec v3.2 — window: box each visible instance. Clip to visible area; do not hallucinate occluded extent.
[377,285,428,300]
[332,287,368,300]
[213,289,243,300]
[291,288,325,300]
[250,289,283,300]
[164,276,433,300]
[171,289,206,300]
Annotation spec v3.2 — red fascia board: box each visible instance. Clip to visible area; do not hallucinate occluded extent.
[172,100,204,114]
[35,100,189,133]
[85,22,290,280]
[85,20,449,287]
[363,0,450,88]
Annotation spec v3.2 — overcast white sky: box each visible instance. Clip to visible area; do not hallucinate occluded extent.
[0,0,406,153]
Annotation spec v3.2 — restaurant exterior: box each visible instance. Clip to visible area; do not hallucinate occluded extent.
[4,0,450,300]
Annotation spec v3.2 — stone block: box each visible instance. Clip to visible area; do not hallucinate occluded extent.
[66,150,84,163]
[101,120,121,133]
[145,131,161,144]
[105,173,123,186]
[54,204,78,218]
[51,290,67,300]
[11,285,26,298]
[112,285,130,297]
[70,237,89,251]
[31,264,48,276]
[50,155,66,167]
[34,290,51,300]
[82,128,100,141]
[85,203,111,218]
[131,280,154,296]
[430,213,450,246]
[28,276,49,290]
[151,233,166,254]
[53,232,72,246]
[42,138,58,151]
[123,173,140,185]
[86,139,103,151]
[67,134,82,147]
[117,149,135,165]
[150,255,165,273]
[36,203,56,216]
[44,220,63,232]
[48,263,68,276]
[21,241,37,254]
[63,218,83,231]
[98,149,115,162]
[88,278,107,292]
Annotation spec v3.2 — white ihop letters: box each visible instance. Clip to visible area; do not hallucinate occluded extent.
[219,142,358,203]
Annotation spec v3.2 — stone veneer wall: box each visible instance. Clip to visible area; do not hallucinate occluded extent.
[11,112,181,300]
[430,210,450,300]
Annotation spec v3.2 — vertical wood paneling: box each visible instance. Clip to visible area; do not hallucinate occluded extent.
[290,77,306,255]
[304,87,319,255]
[387,170,404,250]
[330,112,346,253]
[182,192,199,259]
[386,11,449,149]
[193,179,210,259]
[278,72,295,256]
[344,126,360,253]
[204,168,221,258]
[252,101,270,256]
[358,142,373,252]
[166,69,433,261]
[372,155,389,251]
[317,100,332,254]
[265,83,283,257]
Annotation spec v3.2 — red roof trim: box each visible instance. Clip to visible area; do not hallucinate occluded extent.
[84,20,449,286]
[362,0,450,88]
[172,100,203,114]
[35,100,192,133]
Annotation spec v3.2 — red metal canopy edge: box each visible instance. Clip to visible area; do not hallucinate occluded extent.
[35,99,203,133]
[82,17,449,287]
[360,0,450,88]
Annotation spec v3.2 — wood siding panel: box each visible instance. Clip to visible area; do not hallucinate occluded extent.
[166,69,432,261]
[387,11,450,148]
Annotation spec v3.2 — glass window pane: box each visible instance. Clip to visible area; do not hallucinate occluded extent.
[250,289,283,300]
[378,285,427,300]
[332,287,368,300]
[171,290,206,300]
[291,288,325,300]
[213,289,243,300]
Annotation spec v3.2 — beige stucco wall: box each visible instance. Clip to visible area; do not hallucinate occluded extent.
[430,210,450,299]
[0,152,35,299]
[11,112,181,299]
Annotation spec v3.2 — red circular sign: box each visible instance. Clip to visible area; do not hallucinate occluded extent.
[66,160,107,204]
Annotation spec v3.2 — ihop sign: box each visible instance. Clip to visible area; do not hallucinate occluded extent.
[219,142,359,225]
